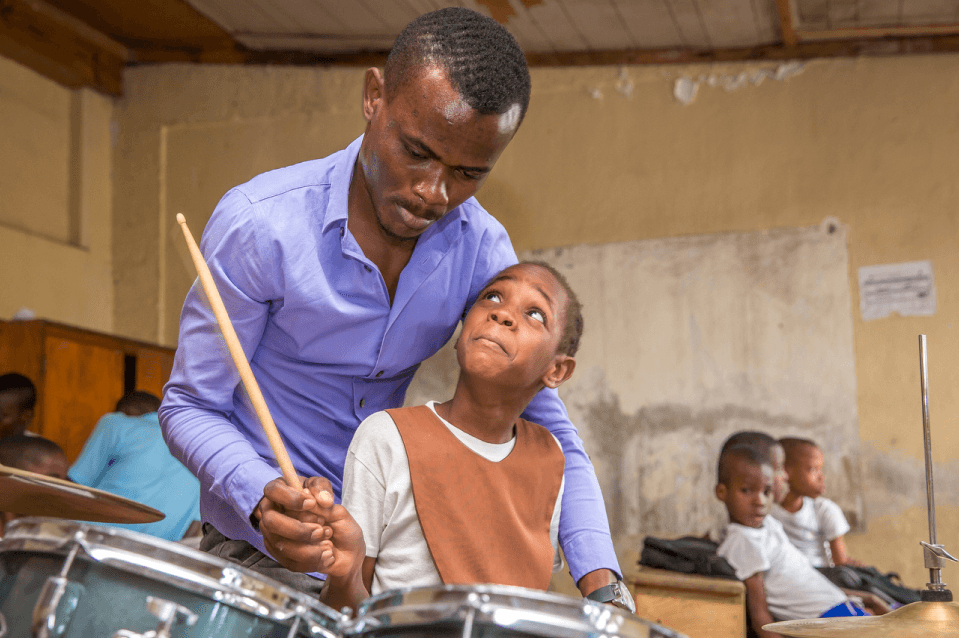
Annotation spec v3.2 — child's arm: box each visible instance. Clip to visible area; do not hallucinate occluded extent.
[828,536,863,567]
[742,573,785,638]
[840,588,890,616]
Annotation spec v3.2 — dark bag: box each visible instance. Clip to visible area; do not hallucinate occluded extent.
[817,565,921,606]
[639,535,739,580]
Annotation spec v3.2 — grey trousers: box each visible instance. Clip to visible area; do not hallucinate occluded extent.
[199,523,326,598]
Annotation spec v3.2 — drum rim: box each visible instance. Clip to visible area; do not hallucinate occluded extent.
[0,517,344,633]
[348,583,687,638]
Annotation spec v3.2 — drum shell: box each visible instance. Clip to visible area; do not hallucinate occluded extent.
[343,583,688,638]
[0,518,343,638]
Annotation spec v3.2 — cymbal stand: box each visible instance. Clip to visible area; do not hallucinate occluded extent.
[917,335,958,602]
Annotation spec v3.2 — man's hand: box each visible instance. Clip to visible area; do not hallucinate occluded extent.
[255,476,331,573]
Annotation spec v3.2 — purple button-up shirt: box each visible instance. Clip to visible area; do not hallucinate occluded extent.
[160,135,619,582]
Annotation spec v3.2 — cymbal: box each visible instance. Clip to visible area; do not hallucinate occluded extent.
[765,600,959,637]
[0,464,164,525]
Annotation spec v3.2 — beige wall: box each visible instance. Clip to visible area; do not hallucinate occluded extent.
[110,54,959,589]
[0,56,115,332]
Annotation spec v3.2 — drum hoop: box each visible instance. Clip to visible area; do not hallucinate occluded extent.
[0,518,343,635]
[347,584,683,638]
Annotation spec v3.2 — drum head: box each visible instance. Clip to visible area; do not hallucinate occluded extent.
[346,583,687,638]
[0,518,343,635]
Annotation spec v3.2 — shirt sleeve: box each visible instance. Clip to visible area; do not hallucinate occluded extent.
[815,498,851,541]
[718,527,770,581]
[159,188,284,525]
[467,215,621,583]
[342,411,399,558]
[68,413,122,487]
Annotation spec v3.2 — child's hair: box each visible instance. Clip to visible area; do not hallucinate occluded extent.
[0,373,37,411]
[720,431,779,464]
[0,434,65,470]
[115,390,162,416]
[717,444,767,486]
[779,437,819,464]
[479,261,584,357]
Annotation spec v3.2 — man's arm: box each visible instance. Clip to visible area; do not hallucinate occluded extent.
[159,189,283,527]
[522,388,621,591]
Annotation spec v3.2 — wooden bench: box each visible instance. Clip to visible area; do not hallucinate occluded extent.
[632,566,746,638]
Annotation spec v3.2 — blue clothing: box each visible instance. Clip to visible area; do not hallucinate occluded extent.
[821,601,869,617]
[68,412,200,542]
[159,135,619,582]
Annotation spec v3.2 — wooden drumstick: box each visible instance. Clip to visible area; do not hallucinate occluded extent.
[176,213,302,490]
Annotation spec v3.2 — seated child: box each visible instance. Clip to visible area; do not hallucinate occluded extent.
[0,434,68,535]
[771,437,855,567]
[0,373,38,439]
[706,431,789,543]
[311,262,582,612]
[714,444,874,637]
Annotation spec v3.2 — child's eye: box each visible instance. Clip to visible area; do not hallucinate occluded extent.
[484,292,501,303]
[528,309,545,323]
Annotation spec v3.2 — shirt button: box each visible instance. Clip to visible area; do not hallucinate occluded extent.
[339,227,345,237]
[364,265,372,272]
[359,398,366,408]
[375,370,384,378]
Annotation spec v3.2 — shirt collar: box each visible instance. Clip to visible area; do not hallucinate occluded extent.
[322,134,363,235]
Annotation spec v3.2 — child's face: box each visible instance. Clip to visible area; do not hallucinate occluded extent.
[716,460,774,528]
[24,453,68,481]
[770,444,789,504]
[0,390,34,438]
[787,445,825,498]
[457,264,573,390]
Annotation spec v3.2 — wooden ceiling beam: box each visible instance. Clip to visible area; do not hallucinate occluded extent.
[0,0,127,96]
[776,0,799,46]
[798,23,959,41]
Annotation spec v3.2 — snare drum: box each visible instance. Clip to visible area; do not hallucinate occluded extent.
[0,518,343,638]
[343,584,687,638]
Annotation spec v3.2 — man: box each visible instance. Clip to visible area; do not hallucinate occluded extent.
[160,7,629,608]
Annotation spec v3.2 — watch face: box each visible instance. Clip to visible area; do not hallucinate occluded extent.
[613,581,636,613]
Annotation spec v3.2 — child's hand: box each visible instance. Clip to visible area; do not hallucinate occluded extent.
[304,477,366,578]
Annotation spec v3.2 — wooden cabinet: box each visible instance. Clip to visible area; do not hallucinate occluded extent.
[633,567,747,638]
[0,320,175,463]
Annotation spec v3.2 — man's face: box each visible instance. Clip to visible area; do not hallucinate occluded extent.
[0,390,33,438]
[456,264,571,390]
[355,65,519,240]
[787,445,825,498]
[716,460,774,528]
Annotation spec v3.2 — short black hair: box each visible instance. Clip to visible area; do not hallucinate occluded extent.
[720,431,779,465]
[780,437,819,466]
[0,434,65,470]
[0,373,37,410]
[717,444,767,486]
[116,390,162,416]
[385,7,531,122]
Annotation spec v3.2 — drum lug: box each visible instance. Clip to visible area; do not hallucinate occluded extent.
[113,596,199,638]
[31,576,85,638]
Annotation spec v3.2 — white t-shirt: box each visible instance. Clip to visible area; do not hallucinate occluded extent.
[770,497,851,568]
[342,401,565,595]
[718,516,848,621]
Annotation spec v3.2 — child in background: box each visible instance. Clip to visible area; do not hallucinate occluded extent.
[771,437,857,567]
[0,373,38,439]
[310,262,593,613]
[715,444,882,638]
[0,434,68,535]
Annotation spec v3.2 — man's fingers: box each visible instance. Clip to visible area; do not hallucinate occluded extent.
[261,508,323,543]
[263,477,317,511]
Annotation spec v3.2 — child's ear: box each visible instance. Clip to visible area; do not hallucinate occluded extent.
[542,355,575,389]
[715,483,727,502]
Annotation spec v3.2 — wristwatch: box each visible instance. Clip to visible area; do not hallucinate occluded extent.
[585,579,636,613]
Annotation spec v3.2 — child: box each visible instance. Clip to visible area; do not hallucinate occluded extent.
[0,434,68,535]
[0,373,38,439]
[312,262,587,612]
[771,437,855,568]
[714,444,875,637]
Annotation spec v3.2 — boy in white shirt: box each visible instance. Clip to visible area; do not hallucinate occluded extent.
[771,437,855,568]
[309,262,594,613]
[714,445,876,637]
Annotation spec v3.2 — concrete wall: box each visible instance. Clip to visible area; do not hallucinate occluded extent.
[0,56,115,331]
[110,54,959,589]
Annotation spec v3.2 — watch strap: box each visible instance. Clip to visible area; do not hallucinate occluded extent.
[585,583,618,603]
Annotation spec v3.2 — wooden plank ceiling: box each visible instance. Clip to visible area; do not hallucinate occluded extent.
[3,0,959,97]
